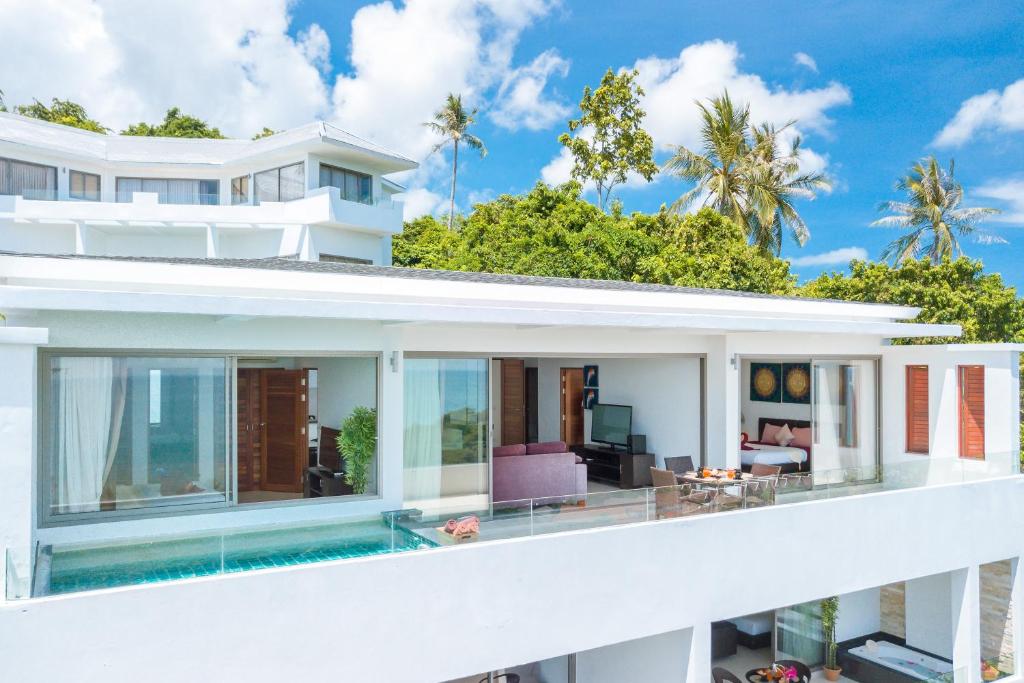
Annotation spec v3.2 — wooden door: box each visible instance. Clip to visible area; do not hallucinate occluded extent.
[560,368,584,446]
[500,359,526,446]
[904,365,929,454]
[260,369,306,492]
[958,365,985,459]
[236,368,262,491]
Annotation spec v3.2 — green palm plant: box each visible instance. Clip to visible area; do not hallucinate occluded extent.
[663,92,830,254]
[424,93,487,230]
[873,156,1003,264]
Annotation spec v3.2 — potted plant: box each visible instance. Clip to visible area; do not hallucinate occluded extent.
[336,406,377,495]
[821,596,842,681]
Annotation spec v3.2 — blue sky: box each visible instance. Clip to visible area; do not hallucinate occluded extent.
[3,1,1022,286]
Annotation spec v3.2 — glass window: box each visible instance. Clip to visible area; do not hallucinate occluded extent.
[115,177,219,205]
[403,358,489,514]
[0,156,57,200]
[69,170,101,201]
[319,163,372,204]
[253,162,304,204]
[45,355,228,518]
[231,175,249,205]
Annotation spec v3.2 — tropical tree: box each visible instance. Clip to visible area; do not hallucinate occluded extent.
[872,156,1002,263]
[252,127,278,140]
[663,92,830,254]
[121,107,224,138]
[558,68,658,212]
[424,93,486,229]
[12,98,107,133]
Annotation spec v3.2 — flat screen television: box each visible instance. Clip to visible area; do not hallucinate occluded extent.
[591,403,632,448]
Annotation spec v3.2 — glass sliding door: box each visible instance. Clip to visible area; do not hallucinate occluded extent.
[811,359,879,482]
[403,358,489,514]
[45,355,228,520]
[775,601,825,666]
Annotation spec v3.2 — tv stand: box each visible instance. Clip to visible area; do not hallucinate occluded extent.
[574,444,655,489]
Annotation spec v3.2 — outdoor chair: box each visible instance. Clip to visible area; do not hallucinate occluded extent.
[663,455,695,475]
[712,667,744,683]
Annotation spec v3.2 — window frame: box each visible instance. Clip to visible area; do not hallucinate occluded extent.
[115,177,220,205]
[0,155,58,200]
[69,170,101,201]
[318,162,373,204]
[38,349,234,527]
[253,161,305,204]
[230,174,250,205]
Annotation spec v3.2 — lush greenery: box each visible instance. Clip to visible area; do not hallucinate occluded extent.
[803,258,1024,345]
[121,107,225,138]
[558,68,658,212]
[821,596,840,671]
[664,92,830,254]
[424,93,486,229]
[873,156,1002,264]
[251,127,278,140]
[393,182,796,294]
[10,98,107,133]
[336,406,378,495]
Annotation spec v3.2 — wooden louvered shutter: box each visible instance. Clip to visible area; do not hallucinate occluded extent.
[958,365,985,459]
[500,359,526,446]
[905,365,929,454]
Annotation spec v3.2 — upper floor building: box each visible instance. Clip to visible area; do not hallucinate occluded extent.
[0,112,418,265]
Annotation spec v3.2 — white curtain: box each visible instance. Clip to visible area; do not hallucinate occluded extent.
[57,357,115,513]
[403,359,443,503]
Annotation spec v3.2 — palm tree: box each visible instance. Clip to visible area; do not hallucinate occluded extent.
[424,93,486,229]
[663,91,830,253]
[873,157,1002,264]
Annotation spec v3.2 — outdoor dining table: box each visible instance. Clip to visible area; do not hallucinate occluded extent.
[676,471,752,487]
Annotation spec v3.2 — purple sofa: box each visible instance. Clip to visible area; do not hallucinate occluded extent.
[492,441,588,504]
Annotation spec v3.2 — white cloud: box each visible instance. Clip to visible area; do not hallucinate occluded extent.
[490,49,570,131]
[933,78,1024,147]
[793,52,818,73]
[540,146,575,185]
[788,246,868,267]
[0,0,332,136]
[973,177,1024,224]
[401,187,447,221]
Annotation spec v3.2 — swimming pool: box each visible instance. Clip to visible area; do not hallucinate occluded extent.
[38,520,436,596]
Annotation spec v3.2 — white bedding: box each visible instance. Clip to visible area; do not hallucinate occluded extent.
[741,443,808,466]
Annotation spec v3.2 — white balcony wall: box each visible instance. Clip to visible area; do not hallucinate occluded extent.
[1,474,1021,683]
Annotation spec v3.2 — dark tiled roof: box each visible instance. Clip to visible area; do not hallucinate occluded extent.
[0,251,897,308]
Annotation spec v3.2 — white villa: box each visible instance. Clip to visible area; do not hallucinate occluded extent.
[0,112,1021,683]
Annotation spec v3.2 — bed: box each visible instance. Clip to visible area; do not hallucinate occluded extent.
[741,418,812,473]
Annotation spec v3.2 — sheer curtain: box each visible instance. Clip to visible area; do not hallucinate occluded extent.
[56,357,115,513]
[403,359,443,503]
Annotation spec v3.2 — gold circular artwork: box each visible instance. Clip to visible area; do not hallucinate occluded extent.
[753,367,777,398]
[786,367,810,400]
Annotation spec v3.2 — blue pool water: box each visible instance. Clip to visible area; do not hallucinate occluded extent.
[43,521,436,596]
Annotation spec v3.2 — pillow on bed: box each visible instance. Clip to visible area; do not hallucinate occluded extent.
[761,423,782,444]
[775,424,795,446]
[791,426,811,448]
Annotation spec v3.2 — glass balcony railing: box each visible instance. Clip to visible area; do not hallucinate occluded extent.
[115,191,221,205]
[14,188,59,201]
[4,455,1018,601]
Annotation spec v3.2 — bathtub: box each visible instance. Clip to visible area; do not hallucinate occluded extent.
[846,641,953,681]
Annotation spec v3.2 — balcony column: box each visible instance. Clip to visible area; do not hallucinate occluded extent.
[279,225,312,260]
[204,224,219,258]
[0,327,48,601]
[74,221,91,255]
[1012,558,1023,677]
[574,627,693,682]
[705,335,740,469]
[951,565,983,683]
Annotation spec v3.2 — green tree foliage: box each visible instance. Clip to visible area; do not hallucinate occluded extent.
[12,98,107,133]
[121,107,225,138]
[801,257,1024,345]
[873,156,1002,264]
[336,406,377,495]
[663,91,829,254]
[558,69,658,212]
[393,182,795,295]
[424,93,486,229]
[251,127,278,140]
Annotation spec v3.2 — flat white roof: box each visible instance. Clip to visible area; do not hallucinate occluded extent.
[0,113,418,173]
[0,253,962,338]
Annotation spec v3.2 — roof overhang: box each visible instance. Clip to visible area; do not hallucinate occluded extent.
[0,254,960,339]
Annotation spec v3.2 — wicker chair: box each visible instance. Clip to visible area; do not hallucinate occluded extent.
[712,667,744,683]
[663,455,695,475]
[650,467,704,519]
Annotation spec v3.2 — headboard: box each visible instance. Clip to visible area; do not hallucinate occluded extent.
[756,417,811,441]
